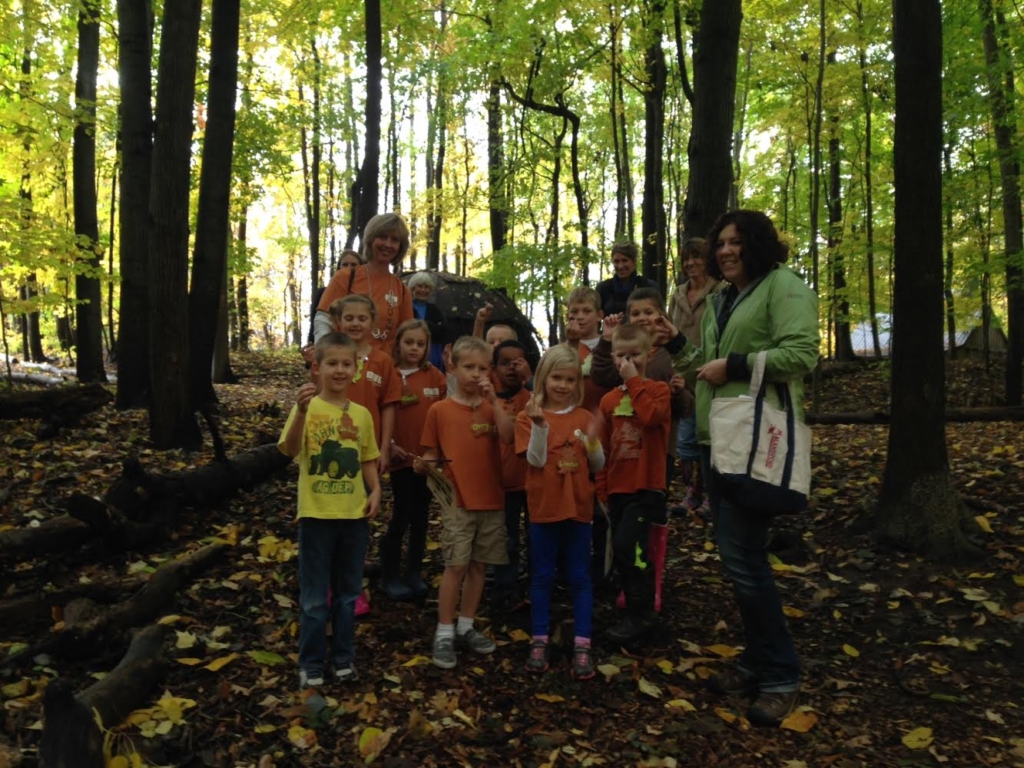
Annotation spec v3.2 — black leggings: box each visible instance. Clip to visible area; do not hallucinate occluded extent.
[383,467,431,573]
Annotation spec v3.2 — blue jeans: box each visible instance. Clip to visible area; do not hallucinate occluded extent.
[529,520,593,639]
[298,516,369,674]
[702,447,800,693]
[676,413,700,461]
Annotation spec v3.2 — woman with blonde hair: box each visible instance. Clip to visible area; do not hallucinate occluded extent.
[313,213,414,354]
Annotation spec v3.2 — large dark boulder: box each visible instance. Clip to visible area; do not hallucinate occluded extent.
[401,270,542,365]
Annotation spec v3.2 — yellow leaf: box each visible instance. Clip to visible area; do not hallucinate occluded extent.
[508,629,530,642]
[902,727,934,750]
[704,540,714,551]
[401,655,432,667]
[638,678,662,698]
[155,719,173,735]
[694,666,714,680]
[176,658,202,666]
[597,663,620,679]
[254,724,276,733]
[781,709,818,733]
[109,758,130,768]
[816,487,837,497]
[204,653,239,672]
[129,753,143,768]
[665,699,696,711]
[156,695,195,724]
[974,516,993,534]
[288,724,318,749]
[656,659,675,674]
[1014,575,1024,587]
[157,614,182,626]
[472,667,485,676]
[842,644,860,658]
[714,707,737,724]
[705,644,741,658]
[535,693,565,703]
[782,606,805,618]
[174,631,197,650]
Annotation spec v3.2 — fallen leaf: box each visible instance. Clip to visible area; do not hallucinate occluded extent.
[665,699,696,711]
[713,707,737,724]
[597,663,620,679]
[174,631,197,650]
[783,606,805,618]
[535,693,565,703]
[288,723,317,749]
[705,644,741,658]
[842,644,860,658]
[247,650,286,666]
[656,659,674,674]
[508,629,530,642]
[902,727,934,750]
[204,653,239,672]
[781,709,818,733]
[638,678,661,698]
[973,515,993,533]
[157,614,183,625]
[402,655,432,667]
[176,658,203,666]
[358,726,395,762]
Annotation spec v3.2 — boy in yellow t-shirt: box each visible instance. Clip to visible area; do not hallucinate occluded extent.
[279,333,382,689]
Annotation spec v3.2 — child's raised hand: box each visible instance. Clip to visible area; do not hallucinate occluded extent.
[478,378,497,403]
[617,355,638,382]
[300,344,316,365]
[651,314,679,345]
[584,412,604,441]
[511,357,533,384]
[296,382,317,413]
[602,313,624,341]
[476,303,494,323]
[390,441,409,462]
[669,373,686,395]
[524,395,546,426]
[442,343,454,373]
[565,317,581,343]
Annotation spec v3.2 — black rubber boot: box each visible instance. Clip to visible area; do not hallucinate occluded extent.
[380,539,414,601]
[606,569,656,645]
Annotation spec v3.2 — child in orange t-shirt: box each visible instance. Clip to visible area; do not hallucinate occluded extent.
[380,320,447,601]
[596,324,671,646]
[329,295,402,474]
[515,345,604,680]
[492,339,532,611]
[564,286,608,414]
[415,336,514,669]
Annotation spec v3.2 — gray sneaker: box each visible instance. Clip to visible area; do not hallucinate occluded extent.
[432,633,457,669]
[457,628,496,655]
[299,668,325,688]
[333,663,359,683]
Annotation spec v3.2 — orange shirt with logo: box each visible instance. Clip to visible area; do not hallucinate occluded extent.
[391,364,447,469]
[597,377,671,499]
[316,266,414,353]
[420,398,504,511]
[515,408,596,524]
[496,387,531,491]
[347,349,402,447]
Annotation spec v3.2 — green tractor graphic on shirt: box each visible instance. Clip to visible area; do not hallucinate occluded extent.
[309,439,360,479]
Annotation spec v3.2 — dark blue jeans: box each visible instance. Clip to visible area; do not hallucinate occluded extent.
[529,520,593,639]
[702,447,800,693]
[298,516,369,674]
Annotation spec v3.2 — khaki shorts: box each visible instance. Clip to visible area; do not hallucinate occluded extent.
[440,506,509,567]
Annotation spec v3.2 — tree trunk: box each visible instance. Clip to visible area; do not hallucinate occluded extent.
[828,124,854,361]
[683,0,741,241]
[487,80,508,255]
[610,7,627,240]
[189,0,240,406]
[943,143,957,358]
[877,0,978,560]
[73,0,106,384]
[979,0,1023,406]
[236,211,251,353]
[807,0,826,294]
[349,0,382,238]
[641,0,668,295]
[147,0,202,449]
[115,0,153,408]
[212,234,236,384]
[857,2,882,359]
[730,42,752,210]
[19,33,46,364]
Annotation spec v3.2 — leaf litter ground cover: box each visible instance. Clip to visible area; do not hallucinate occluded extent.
[1,353,1022,767]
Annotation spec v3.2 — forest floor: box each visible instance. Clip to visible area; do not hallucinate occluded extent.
[1,353,1022,768]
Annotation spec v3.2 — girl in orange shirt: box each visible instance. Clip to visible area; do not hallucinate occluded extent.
[514,345,605,680]
[382,320,447,600]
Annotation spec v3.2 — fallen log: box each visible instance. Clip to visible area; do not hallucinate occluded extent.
[0,578,139,637]
[40,624,167,768]
[806,406,1024,425]
[1,371,67,387]
[0,516,92,562]
[7,543,228,668]
[0,383,112,438]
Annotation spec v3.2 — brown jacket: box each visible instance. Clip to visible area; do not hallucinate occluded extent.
[668,276,722,350]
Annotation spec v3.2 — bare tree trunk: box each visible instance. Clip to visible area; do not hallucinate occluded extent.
[683,0,741,241]
[486,79,508,255]
[115,0,152,406]
[807,0,826,294]
[857,1,882,359]
[189,0,240,406]
[878,0,977,560]
[730,42,752,210]
[349,0,382,239]
[18,21,45,363]
[147,0,202,449]
[641,0,668,295]
[73,0,107,384]
[943,143,957,359]
[979,0,1023,405]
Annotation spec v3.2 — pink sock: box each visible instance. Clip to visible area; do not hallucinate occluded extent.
[574,636,591,648]
[533,634,549,643]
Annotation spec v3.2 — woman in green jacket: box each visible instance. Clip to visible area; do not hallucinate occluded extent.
[662,210,819,727]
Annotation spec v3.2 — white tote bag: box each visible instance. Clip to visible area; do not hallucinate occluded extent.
[709,351,812,514]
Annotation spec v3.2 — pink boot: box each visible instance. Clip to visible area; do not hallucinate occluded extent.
[355,591,370,617]
[649,523,668,613]
[616,590,626,610]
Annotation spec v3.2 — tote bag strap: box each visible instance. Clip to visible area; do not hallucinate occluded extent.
[745,353,800,490]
